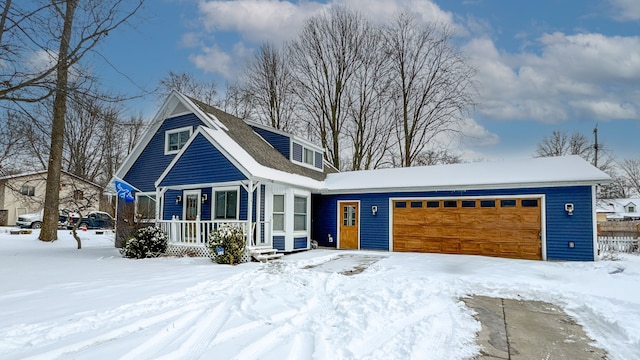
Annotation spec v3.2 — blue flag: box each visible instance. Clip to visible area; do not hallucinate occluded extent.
[114,179,136,203]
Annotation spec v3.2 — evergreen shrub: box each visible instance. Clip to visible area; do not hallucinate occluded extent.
[207,225,246,265]
[121,226,168,259]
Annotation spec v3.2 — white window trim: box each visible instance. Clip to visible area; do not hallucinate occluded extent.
[272,193,286,233]
[212,186,241,220]
[164,126,193,155]
[293,193,309,233]
[291,144,323,171]
[182,189,202,221]
[135,192,157,221]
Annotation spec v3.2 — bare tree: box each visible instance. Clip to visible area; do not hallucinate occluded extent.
[619,159,640,197]
[219,82,254,120]
[384,12,476,167]
[414,149,463,166]
[288,7,371,170]
[41,0,81,242]
[344,28,394,170]
[243,43,299,132]
[157,71,218,106]
[0,110,27,172]
[535,131,591,158]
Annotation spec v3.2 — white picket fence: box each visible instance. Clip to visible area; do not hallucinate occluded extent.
[597,237,639,254]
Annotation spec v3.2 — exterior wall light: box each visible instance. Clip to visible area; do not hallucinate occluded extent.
[176,195,182,204]
[565,203,574,216]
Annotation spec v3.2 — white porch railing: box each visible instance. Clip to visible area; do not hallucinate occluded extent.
[155,217,270,248]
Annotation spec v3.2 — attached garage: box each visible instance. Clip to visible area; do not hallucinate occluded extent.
[312,156,612,261]
[392,197,543,260]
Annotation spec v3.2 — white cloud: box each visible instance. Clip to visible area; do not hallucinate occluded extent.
[197,0,326,43]
[463,33,640,123]
[457,117,500,147]
[609,0,640,21]
[189,44,233,76]
[196,0,456,44]
[191,0,459,77]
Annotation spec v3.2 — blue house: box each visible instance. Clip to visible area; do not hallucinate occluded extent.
[114,92,611,261]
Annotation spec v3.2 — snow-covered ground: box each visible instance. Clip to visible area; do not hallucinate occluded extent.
[0,229,638,359]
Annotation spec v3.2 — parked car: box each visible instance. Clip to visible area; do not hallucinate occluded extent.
[16,209,72,229]
[66,211,114,230]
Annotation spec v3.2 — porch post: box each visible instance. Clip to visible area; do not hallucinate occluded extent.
[246,179,253,248]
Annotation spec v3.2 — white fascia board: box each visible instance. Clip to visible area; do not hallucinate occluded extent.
[244,120,292,139]
[318,180,610,195]
[154,126,253,188]
[199,127,325,190]
[246,120,325,155]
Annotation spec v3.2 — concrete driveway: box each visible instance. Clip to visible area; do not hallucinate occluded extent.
[463,296,607,359]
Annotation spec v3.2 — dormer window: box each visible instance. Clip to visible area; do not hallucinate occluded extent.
[165,126,192,155]
[292,142,323,170]
[626,203,636,213]
[304,148,314,166]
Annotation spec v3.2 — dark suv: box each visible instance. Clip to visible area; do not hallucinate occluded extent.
[67,211,114,229]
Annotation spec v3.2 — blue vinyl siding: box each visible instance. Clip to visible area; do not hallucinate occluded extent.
[163,189,183,220]
[294,237,308,249]
[273,235,285,251]
[312,186,595,261]
[251,126,291,159]
[544,187,594,261]
[159,134,246,187]
[124,113,205,192]
[163,187,250,221]
[292,142,303,162]
[201,187,212,220]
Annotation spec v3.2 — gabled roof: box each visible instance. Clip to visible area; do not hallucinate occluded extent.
[114,91,333,186]
[0,169,102,189]
[156,126,325,190]
[187,97,332,181]
[114,91,224,180]
[322,155,611,193]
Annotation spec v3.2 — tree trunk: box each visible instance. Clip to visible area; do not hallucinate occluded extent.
[39,0,78,242]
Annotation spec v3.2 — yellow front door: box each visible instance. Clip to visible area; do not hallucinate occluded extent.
[339,202,359,249]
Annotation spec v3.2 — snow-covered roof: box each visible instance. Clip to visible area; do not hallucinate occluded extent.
[323,155,611,193]
[596,198,640,220]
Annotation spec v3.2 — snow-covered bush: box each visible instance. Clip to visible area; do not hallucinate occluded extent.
[207,225,246,265]
[121,226,168,259]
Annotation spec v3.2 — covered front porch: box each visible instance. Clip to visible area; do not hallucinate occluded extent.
[156,217,279,261]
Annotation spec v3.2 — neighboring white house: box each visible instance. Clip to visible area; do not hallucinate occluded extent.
[596,198,640,221]
[0,170,104,226]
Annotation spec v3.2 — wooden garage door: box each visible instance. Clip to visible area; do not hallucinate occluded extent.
[392,198,542,260]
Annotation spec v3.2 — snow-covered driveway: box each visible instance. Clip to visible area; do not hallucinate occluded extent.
[0,230,638,359]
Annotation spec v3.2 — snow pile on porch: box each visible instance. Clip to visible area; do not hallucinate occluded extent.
[0,229,638,359]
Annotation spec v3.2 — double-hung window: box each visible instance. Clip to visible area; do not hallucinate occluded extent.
[294,196,307,231]
[165,126,192,154]
[272,194,285,232]
[215,189,238,220]
[136,193,156,221]
[20,185,35,196]
[303,148,314,166]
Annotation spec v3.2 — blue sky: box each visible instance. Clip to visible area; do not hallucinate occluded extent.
[94,0,640,163]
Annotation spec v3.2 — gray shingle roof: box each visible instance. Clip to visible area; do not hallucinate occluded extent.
[188,97,334,182]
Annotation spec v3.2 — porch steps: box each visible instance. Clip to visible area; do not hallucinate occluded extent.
[250,246,284,262]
